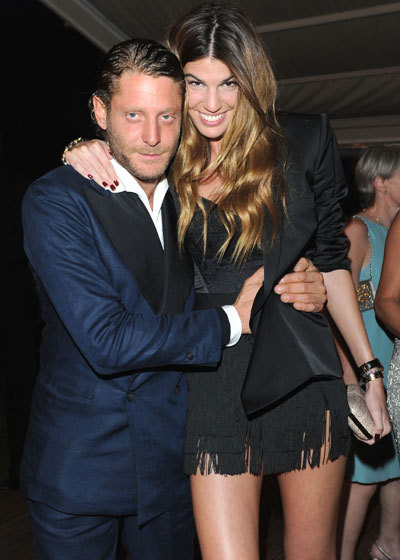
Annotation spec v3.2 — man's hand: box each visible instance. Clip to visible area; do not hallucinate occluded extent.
[233,267,264,334]
[274,257,326,312]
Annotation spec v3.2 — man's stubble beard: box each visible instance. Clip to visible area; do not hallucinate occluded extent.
[105,121,179,184]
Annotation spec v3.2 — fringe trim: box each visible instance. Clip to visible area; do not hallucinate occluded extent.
[184,400,350,476]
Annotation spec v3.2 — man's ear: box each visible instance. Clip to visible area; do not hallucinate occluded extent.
[92,96,107,130]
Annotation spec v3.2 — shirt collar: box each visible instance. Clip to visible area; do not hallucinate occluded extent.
[110,158,170,215]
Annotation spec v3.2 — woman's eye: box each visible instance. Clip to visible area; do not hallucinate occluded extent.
[187,80,202,87]
[223,80,238,88]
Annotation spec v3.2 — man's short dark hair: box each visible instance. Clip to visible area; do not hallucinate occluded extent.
[89,38,185,127]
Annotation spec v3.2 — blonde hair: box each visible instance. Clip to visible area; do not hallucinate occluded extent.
[355,144,400,209]
[168,2,285,262]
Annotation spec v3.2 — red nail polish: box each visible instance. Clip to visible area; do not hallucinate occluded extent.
[88,174,93,180]
[110,185,116,191]
[375,434,380,442]
[102,182,108,187]
[114,180,119,187]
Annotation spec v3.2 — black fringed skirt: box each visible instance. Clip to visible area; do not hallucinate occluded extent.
[184,334,350,476]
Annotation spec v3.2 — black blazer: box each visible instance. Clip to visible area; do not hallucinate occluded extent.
[241,113,349,415]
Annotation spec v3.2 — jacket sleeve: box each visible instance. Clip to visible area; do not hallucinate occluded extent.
[22,179,223,374]
[308,113,350,272]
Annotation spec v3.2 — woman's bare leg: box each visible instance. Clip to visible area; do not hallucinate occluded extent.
[338,481,377,560]
[277,412,347,560]
[370,478,400,559]
[190,469,263,560]
[278,455,346,560]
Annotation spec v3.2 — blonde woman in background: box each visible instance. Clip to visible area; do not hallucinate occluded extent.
[336,145,400,560]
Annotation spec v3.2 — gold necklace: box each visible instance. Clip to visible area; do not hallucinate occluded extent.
[362,210,380,225]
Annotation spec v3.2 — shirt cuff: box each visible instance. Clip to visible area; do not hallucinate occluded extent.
[222,305,242,347]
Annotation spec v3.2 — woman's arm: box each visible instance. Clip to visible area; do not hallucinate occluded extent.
[64,139,117,187]
[304,115,390,441]
[333,217,370,386]
[375,211,400,336]
[324,267,391,441]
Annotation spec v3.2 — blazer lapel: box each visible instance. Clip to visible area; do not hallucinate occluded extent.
[251,145,312,323]
[250,207,282,325]
[160,191,193,314]
[84,185,165,313]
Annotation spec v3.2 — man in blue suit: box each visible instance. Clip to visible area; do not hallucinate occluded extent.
[21,38,326,559]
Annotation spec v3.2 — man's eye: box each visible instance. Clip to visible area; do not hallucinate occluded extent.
[161,115,173,121]
[127,112,138,119]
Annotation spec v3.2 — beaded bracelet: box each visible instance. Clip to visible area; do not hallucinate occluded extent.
[61,137,85,165]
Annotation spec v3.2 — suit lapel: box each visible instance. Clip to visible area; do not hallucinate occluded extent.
[84,186,165,313]
[84,185,193,316]
[160,191,193,314]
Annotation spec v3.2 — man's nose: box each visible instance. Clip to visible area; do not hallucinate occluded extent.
[142,119,161,146]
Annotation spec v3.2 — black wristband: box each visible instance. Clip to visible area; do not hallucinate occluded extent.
[360,370,384,384]
[357,358,383,376]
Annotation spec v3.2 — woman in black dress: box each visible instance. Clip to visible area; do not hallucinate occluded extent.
[64,3,390,558]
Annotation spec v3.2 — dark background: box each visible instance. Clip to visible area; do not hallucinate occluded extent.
[3,0,102,182]
[1,0,103,489]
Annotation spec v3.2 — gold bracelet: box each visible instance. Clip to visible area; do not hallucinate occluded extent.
[61,137,85,165]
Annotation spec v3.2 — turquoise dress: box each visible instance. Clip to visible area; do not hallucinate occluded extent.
[348,216,400,483]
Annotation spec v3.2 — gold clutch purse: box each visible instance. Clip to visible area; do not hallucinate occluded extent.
[347,383,374,441]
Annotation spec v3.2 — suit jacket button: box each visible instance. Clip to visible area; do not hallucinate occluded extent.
[186,351,194,360]
[126,391,136,402]
[174,385,181,395]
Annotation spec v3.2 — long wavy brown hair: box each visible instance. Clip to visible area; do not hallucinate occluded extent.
[167,2,285,262]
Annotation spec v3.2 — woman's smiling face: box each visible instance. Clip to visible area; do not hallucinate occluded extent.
[184,57,239,143]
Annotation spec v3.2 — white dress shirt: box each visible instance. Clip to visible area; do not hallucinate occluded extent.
[111,159,169,248]
[109,159,241,346]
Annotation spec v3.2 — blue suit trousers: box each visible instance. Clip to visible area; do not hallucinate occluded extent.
[28,499,195,560]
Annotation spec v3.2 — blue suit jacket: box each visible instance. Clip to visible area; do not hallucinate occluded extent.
[21,166,223,525]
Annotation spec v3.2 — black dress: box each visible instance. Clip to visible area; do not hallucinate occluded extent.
[183,200,349,476]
